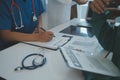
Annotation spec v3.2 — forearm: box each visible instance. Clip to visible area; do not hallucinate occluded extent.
[38,15,42,29]
[74,0,88,4]
[0,30,38,42]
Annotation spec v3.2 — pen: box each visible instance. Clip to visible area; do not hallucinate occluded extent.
[40,27,55,37]
[40,27,46,32]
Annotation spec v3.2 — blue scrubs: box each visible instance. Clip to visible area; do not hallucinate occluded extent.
[0,0,45,50]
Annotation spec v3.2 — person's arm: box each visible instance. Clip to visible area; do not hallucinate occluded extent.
[73,0,88,4]
[0,14,53,42]
[0,1,53,42]
[33,15,44,33]
[0,30,36,41]
[33,15,54,42]
[90,0,110,14]
[38,15,42,30]
[0,30,53,42]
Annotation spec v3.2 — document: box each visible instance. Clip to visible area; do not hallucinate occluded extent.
[60,36,120,77]
[60,46,120,77]
[63,36,104,56]
[23,33,71,50]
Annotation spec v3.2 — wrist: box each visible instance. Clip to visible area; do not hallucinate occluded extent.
[31,34,40,41]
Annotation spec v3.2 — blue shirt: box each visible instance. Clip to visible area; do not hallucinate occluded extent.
[0,0,45,50]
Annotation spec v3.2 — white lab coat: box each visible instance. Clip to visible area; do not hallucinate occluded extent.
[45,0,73,29]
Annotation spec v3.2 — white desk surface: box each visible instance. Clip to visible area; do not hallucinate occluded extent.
[0,43,84,80]
[0,19,85,80]
[50,18,81,32]
[0,18,107,80]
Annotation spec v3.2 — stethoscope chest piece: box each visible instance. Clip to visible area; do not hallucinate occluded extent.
[33,15,38,22]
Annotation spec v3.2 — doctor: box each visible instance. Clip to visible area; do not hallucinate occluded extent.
[46,0,88,29]
[0,0,54,50]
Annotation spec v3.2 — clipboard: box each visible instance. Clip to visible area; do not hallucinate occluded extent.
[23,34,72,50]
[60,46,120,77]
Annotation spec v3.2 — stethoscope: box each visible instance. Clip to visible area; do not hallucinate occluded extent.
[14,53,46,71]
[10,0,38,30]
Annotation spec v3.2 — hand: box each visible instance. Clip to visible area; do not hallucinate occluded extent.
[75,0,88,4]
[33,27,44,34]
[107,9,120,19]
[35,31,54,42]
[90,0,110,14]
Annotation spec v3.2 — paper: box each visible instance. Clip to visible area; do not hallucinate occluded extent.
[60,47,120,77]
[63,36,104,56]
[23,34,71,50]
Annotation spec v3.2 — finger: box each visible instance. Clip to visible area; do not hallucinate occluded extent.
[91,2,101,14]
[95,0,105,12]
[91,0,104,13]
[49,36,52,41]
[43,34,52,41]
[102,0,110,5]
[46,36,52,41]
[49,32,54,36]
[46,31,54,37]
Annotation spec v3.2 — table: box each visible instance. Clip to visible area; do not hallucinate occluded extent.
[0,18,108,80]
[0,43,84,80]
[0,19,85,80]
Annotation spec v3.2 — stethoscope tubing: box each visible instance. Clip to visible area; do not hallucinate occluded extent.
[14,53,46,71]
[10,0,37,30]
[22,53,46,70]
[11,0,24,29]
